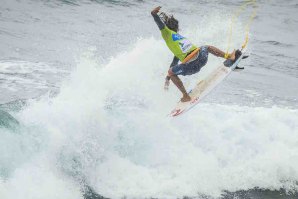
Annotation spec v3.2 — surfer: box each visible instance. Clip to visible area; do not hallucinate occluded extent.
[151,6,237,102]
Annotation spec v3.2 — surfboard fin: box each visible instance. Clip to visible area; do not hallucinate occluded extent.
[235,66,244,70]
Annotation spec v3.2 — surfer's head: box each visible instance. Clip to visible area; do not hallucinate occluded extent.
[160,12,179,32]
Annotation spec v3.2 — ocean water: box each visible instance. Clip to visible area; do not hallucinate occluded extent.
[0,0,298,199]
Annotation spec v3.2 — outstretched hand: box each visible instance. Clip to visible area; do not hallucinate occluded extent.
[151,6,161,15]
[164,79,170,90]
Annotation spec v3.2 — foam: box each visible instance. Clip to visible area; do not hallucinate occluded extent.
[1,10,298,199]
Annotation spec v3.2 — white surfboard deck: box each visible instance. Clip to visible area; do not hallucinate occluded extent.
[169,50,247,117]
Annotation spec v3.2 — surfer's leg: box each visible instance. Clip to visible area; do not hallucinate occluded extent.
[207,45,235,61]
[168,70,191,102]
[170,75,191,102]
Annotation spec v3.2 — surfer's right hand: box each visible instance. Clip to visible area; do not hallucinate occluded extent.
[151,6,161,15]
[164,79,170,90]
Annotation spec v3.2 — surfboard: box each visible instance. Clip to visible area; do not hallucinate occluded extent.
[169,49,247,117]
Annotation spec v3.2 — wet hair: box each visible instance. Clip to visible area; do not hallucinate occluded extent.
[159,12,179,32]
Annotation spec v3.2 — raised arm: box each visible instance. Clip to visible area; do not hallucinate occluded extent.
[151,6,165,30]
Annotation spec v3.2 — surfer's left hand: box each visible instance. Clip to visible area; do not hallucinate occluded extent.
[164,79,170,90]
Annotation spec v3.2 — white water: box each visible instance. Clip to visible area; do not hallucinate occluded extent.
[1,37,298,198]
[1,0,298,198]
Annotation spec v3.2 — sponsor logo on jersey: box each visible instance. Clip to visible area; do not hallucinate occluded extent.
[172,33,184,41]
[179,39,192,53]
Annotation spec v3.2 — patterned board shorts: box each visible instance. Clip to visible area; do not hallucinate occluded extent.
[171,46,209,76]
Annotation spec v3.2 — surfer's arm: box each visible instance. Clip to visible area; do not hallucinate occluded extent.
[151,6,165,30]
[165,56,179,81]
[164,56,179,90]
[170,56,179,67]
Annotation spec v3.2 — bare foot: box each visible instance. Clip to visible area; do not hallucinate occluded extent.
[181,94,191,102]
[229,50,236,61]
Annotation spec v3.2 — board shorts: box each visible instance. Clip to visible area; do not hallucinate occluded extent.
[171,46,209,76]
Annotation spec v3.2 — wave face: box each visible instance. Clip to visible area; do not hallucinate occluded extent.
[1,0,298,198]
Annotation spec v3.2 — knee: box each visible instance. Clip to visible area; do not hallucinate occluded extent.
[206,45,211,52]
